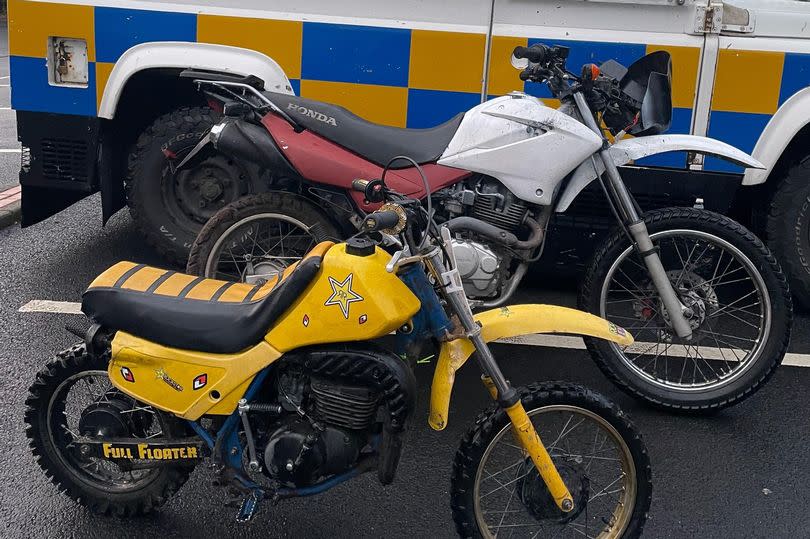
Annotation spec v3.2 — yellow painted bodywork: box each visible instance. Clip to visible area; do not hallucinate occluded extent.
[712,48,784,115]
[504,400,573,511]
[409,30,486,94]
[197,15,304,79]
[428,304,634,430]
[109,332,283,421]
[99,241,418,422]
[265,243,421,352]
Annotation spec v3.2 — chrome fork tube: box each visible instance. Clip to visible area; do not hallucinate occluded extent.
[572,92,693,339]
[424,248,517,403]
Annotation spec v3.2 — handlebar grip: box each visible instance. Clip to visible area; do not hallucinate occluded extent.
[513,44,549,64]
[352,179,370,192]
[364,210,401,232]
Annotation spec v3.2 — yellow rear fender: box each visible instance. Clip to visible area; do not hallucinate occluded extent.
[428,304,633,430]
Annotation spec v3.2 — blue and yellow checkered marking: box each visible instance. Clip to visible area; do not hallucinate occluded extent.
[95,7,197,64]
[9,0,810,174]
[302,23,411,87]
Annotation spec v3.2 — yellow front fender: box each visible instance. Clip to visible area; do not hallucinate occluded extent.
[428,304,634,430]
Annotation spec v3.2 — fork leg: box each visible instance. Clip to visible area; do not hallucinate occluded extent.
[480,370,574,513]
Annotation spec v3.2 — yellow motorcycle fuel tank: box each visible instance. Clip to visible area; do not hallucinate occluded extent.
[265,242,421,352]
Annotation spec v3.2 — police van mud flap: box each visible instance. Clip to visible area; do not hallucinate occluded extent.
[74,437,207,465]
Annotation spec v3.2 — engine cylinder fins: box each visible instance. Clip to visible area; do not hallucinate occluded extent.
[472,179,530,232]
[310,378,379,430]
[281,345,417,433]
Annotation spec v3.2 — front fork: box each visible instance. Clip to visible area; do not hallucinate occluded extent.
[425,248,575,513]
[573,92,693,340]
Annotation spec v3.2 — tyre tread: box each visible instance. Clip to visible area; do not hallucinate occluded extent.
[24,343,190,516]
[450,382,651,538]
[579,207,792,412]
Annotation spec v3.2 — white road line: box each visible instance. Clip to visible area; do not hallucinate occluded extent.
[497,333,810,368]
[19,300,83,315]
[17,299,810,368]
[0,148,21,152]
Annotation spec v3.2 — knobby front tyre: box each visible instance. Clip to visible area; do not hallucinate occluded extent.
[580,207,792,412]
[451,382,652,538]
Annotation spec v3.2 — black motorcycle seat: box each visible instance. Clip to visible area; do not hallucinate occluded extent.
[265,92,464,168]
[81,242,334,354]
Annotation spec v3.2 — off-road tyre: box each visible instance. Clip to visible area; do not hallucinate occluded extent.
[766,156,810,310]
[24,343,192,516]
[450,382,651,538]
[126,106,260,267]
[186,191,342,277]
[580,207,792,412]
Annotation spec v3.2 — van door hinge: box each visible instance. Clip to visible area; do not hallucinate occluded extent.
[693,2,754,35]
[693,2,723,34]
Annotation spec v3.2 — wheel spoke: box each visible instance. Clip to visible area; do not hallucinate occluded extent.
[601,228,768,392]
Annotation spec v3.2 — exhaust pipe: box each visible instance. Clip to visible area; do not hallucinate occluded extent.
[213,120,298,176]
[175,119,298,177]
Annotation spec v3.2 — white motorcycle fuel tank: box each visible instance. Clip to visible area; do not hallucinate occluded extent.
[437,94,601,206]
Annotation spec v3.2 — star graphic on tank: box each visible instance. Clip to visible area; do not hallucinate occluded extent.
[324,273,364,319]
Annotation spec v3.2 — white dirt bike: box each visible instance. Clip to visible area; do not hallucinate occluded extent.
[180,43,792,412]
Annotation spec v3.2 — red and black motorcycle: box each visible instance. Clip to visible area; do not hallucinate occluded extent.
[174,46,790,414]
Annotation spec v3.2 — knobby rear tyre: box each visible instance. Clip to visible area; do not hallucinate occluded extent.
[24,343,192,516]
[126,106,262,267]
[186,191,342,278]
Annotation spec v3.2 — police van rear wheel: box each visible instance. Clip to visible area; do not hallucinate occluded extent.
[766,156,810,310]
[24,343,193,516]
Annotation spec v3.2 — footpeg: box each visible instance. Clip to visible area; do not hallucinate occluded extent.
[236,489,263,523]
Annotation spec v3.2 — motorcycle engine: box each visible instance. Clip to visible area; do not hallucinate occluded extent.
[261,375,379,487]
[441,177,532,298]
[452,239,502,297]
[470,178,530,232]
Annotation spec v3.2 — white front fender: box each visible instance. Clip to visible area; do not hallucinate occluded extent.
[555,135,765,213]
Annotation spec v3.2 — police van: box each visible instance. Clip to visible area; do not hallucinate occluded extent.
[11,0,810,303]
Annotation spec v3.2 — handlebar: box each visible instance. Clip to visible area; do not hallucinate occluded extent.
[513,44,550,64]
[363,210,401,232]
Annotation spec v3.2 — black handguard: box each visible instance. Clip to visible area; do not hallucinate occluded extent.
[363,210,401,232]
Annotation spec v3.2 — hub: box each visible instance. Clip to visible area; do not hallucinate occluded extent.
[516,457,589,523]
[241,253,288,285]
[78,395,150,439]
[659,270,718,332]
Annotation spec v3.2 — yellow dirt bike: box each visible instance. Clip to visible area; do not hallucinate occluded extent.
[25,179,652,537]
